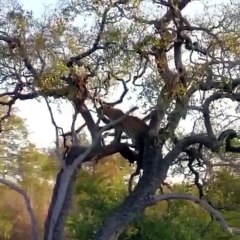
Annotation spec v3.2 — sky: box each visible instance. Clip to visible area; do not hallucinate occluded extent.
[15,0,230,148]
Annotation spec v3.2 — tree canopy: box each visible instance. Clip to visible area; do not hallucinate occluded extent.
[0,0,239,239]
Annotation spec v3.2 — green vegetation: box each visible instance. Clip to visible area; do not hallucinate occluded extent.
[0,111,239,240]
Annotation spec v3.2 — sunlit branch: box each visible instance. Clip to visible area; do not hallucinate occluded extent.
[0,178,39,240]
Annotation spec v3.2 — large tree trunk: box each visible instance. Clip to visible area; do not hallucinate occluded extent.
[94,143,170,240]
[43,143,137,240]
[44,168,78,240]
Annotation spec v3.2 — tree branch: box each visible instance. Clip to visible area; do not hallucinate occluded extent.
[202,92,240,139]
[45,107,138,240]
[0,178,39,240]
[147,193,231,234]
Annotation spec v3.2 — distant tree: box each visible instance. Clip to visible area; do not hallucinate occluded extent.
[0,105,29,179]
[0,105,58,239]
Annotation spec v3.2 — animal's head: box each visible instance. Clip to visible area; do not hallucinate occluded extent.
[99,104,124,121]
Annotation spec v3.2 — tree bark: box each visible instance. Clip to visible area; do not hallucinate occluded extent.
[94,142,169,240]
[44,168,77,240]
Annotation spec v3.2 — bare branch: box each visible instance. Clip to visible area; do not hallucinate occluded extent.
[45,107,138,240]
[202,92,240,139]
[147,193,231,234]
[44,98,62,160]
[0,178,39,240]
[67,7,111,66]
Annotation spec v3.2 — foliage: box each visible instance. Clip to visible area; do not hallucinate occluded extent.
[67,155,131,239]
[0,107,29,179]
[0,106,58,239]
[0,0,240,239]
[66,160,239,240]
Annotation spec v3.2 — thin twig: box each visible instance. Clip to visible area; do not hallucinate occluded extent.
[44,98,62,161]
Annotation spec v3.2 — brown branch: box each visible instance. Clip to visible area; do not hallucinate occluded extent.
[0,34,38,77]
[45,107,138,240]
[61,123,87,138]
[44,98,63,161]
[202,92,240,139]
[98,72,130,106]
[67,7,111,66]
[78,104,98,139]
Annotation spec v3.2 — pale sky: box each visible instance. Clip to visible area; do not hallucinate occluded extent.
[15,0,229,148]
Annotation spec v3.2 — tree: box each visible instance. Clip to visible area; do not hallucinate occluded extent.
[0,0,239,239]
[0,103,58,239]
[68,159,240,240]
